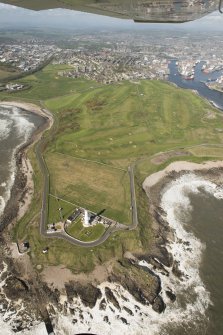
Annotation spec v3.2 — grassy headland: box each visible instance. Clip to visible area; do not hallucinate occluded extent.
[1,64,223,273]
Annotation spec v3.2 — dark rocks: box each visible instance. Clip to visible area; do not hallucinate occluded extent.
[65,282,102,308]
[69,308,75,315]
[105,287,120,311]
[166,290,176,302]
[110,260,160,307]
[103,316,109,323]
[41,284,60,306]
[48,304,56,315]
[148,257,169,276]
[123,306,134,316]
[88,312,93,319]
[3,276,29,300]
[120,317,129,325]
[12,320,23,333]
[0,153,26,232]
[172,261,184,279]
[99,298,107,311]
[121,294,129,302]
[152,296,166,314]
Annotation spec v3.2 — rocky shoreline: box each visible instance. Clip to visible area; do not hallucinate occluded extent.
[0,102,54,333]
[0,101,51,230]
[1,99,223,334]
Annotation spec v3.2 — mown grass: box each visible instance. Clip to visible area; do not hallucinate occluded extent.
[46,153,131,224]
[48,195,76,224]
[4,64,223,273]
[66,218,106,242]
[45,80,223,168]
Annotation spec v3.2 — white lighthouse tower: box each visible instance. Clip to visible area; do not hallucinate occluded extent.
[84,209,89,227]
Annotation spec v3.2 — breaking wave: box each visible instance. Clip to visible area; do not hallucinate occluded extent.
[0,118,12,141]
[0,105,35,218]
[50,173,223,335]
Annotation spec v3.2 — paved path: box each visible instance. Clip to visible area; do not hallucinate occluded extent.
[128,165,138,230]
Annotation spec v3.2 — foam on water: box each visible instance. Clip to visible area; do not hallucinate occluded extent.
[19,323,48,335]
[10,106,35,141]
[0,118,12,140]
[0,168,15,218]
[0,105,35,218]
[0,319,13,335]
[51,173,223,335]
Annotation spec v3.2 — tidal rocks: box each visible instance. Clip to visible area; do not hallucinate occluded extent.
[123,306,134,316]
[105,287,120,311]
[3,276,29,300]
[99,298,107,311]
[152,296,166,314]
[41,284,60,306]
[103,316,109,323]
[120,317,128,325]
[110,260,160,306]
[108,259,168,314]
[166,290,176,302]
[65,282,102,308]
[172,260,184,279]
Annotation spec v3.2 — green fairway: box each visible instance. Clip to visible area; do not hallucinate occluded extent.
[4,63,223,273]
[45,79,223,170]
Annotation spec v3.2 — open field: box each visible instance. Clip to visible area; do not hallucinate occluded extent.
[48,195,76,224]
[3,64,223,272]
[0,64,21,80]
[46,153,131,224]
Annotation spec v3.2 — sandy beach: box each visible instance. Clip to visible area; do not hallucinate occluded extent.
[143,160,223,189]
[0,101,52,121]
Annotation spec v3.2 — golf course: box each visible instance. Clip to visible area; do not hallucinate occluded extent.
[1,63,223,273]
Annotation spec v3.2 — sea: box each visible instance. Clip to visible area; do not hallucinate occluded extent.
[0,104,45,221]
[0,63,223,334]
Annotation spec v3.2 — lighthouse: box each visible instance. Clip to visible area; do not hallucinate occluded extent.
[84,209,89,227]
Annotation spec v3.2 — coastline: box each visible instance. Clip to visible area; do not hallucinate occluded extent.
[0,101,53,231]
[141,160,223,261]
[0,100,223,333]
[0,101,51,120]
[38,160,223,335]
[1,100,223,334]
[143,160,223,190]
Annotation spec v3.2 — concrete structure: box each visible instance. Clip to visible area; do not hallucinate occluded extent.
[84,209,90,227]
